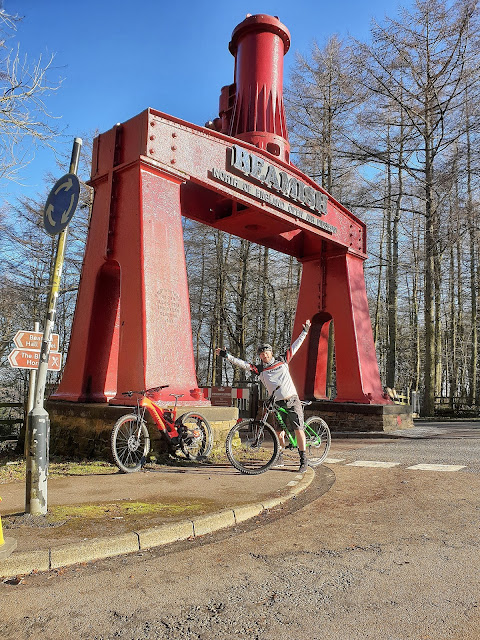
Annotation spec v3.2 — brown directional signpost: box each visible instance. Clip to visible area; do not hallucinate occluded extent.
[13,331,59,352]
[8,347,62,371]
[9,331,61,372]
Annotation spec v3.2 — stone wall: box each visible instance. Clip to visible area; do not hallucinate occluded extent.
[303,401,414,433]
[46,401,238,460]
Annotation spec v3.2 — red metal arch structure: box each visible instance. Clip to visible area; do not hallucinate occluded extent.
[52,14,388,407]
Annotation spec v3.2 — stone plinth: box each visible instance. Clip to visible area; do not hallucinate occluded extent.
[303,401,414,434]
[46,401,238,460]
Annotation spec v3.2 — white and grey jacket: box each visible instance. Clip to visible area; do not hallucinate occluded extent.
[221,328,309,401]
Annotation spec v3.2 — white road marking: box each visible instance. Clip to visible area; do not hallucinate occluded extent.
[308,458,469,471]
[406,463,466,472]
[346,460,400,468]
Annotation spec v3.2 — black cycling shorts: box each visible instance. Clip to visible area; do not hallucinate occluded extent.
[276,395,304,431]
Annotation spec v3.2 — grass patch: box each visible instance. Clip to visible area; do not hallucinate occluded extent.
[0,458,118,484]
[0,456,224,485]
[48,500,204,523]
[49,460,117,477]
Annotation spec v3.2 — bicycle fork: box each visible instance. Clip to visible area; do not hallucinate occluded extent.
[251,420,270,448]
[133,406,147,439]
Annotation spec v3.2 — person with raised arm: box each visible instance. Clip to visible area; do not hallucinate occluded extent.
[215,319,311,472]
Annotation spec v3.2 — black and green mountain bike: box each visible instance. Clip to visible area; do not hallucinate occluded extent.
[225,389,331,475]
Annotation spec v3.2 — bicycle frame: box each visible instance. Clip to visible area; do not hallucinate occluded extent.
[127,386,182,442]
[261,398,315,449]
[137,395,180,439]
[274,406,297,446]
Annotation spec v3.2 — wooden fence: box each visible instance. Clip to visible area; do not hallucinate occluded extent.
[0,402,24,440]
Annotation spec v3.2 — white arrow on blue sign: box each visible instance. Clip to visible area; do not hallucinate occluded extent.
[43,173,80,236]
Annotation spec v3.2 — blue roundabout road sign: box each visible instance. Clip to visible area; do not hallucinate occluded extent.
[43,173,80,235]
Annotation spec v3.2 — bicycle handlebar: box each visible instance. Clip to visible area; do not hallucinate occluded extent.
[263,387,313,410]
[121,385,169,397]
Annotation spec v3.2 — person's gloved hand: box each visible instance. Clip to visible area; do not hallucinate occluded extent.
[303,319,311,332]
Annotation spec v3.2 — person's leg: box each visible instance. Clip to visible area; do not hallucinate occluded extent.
[295,429,306,452]
[272,429,286,467]
[296,429,308,472]
[285,397,309,472]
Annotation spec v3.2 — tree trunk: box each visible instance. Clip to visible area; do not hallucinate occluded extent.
[465,108,478,405]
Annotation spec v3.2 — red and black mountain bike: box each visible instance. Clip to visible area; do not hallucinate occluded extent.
[111,385,213,473]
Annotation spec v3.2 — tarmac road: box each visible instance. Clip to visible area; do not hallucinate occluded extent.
[1,423,479,640]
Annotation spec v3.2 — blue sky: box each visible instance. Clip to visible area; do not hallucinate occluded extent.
[2,0,411,204]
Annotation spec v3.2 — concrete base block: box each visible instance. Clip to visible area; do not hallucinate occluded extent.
[261,496,289,510]
[232,503,264,524]
[0,537,17,560]
[304,401,414,433]
[289,468,315,494]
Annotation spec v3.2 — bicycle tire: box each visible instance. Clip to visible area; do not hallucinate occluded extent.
[179,412,213,460]
[304,416,331,463]
[111,413,150,473]
[226,419,279,475]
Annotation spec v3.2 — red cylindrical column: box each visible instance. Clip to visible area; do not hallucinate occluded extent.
[228,14,291,162]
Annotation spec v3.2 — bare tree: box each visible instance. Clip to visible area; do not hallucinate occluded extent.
[0,7,61,184]
[0,136,92,397]
[286,35,359,198]
[351,0,479,414]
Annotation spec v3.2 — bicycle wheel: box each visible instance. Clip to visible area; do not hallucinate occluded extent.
[304,416,331,463]
[179,412,213,460]
[226,420,279,475]
[111,414,150,473]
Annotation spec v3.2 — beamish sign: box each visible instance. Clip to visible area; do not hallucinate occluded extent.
[211,145,336,235]
[231,145,328,215]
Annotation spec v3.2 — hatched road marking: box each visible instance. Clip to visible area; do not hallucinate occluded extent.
[322,459,468,472]
[346,460,400,468]
[309,458,333,467]
[406,463,466,472]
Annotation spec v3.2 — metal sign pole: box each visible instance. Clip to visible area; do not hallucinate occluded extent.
[25,138,82,515]
[23,322,40,458]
